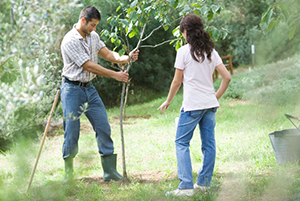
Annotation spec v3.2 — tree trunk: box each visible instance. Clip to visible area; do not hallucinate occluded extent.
[119,24,146,183]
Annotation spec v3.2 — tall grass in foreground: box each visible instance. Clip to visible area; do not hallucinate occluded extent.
[1,54,300,200]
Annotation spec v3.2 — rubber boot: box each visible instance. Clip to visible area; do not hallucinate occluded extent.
[101,154,123,182]
[64,157,73,183]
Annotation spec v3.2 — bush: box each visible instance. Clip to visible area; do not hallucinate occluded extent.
[0,0,82,151]
[215,54,300,106]
[213,0,271,66]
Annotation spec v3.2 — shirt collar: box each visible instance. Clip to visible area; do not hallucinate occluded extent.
[72,24,91,40]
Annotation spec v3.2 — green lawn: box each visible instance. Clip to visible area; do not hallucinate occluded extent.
[1,55,300,200]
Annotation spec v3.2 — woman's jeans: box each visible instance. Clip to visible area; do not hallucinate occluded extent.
[60,81,114,159]
[176,108,217,189]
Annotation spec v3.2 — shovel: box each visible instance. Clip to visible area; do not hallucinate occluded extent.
[285,114,300,132]
[26,89,60,193]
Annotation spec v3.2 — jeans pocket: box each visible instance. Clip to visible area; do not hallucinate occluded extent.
[210,107,217,113]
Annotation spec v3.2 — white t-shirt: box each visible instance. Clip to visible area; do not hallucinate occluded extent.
[174,44,222,111]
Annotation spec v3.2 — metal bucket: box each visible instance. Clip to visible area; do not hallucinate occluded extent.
[269,114,300,164]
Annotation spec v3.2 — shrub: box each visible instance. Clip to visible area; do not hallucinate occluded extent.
[0,0,82,151]
[215,54,300,106]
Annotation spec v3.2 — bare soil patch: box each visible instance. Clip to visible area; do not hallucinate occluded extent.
[78,171,176,185]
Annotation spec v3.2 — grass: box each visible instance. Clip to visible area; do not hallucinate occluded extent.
[1,54,300,200]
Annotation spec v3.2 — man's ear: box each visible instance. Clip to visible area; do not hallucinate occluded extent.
[80,17,86,25]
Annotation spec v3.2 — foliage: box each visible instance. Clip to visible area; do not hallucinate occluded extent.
[213,0,271,66]
[0,0,82,150]
[260,0,299,40]
[95,0,226,107]
[101,0,226,53]
[257,0,300,64]
[214,54,300,107]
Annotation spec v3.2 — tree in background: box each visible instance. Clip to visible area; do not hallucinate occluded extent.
[212,0,271,66]
[261,0,299,40]
[0,0,82,150]
[258,0,300,64]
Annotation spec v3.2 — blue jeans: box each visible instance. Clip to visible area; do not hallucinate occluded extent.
[60,81,114,159]
[176,108,217,189]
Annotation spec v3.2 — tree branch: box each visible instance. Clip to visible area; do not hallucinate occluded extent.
[126,23,146,73]
[141,24,163,42]
[140,38,179,48]
[120,23,147,183]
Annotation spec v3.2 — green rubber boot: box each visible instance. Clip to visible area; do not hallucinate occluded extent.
[101,154,123,182]
[64,157,73,183]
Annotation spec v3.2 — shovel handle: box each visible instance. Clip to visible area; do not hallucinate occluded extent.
[285,114,300,121]
[26,89,60,193]
[285,114,300,133]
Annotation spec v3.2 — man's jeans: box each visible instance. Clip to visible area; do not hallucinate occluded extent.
[175,108,217,189]
[60,81,114,159]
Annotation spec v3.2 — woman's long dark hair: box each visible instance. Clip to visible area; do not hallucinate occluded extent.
[180,14,214,62]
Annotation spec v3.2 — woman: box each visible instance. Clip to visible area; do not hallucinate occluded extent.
[158,14,231,197]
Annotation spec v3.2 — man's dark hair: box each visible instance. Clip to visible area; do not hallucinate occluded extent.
[79,6,101,24]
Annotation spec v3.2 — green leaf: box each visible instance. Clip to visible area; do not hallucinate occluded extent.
[222,31,228,40]
[129,10,138,21]
[119,19,130,27]
[261,7,271,24]
[175,40,181,50]
[194,9,200,15]
[207,10,214,21]
[209,28,222,42]
[128,31,136,38]
[211,5,220,13]
[140,16,147,25]
[127,22,133,35]
[118,49,125,56]
[267,19,277,32]
[150,9,156,18]
[261,7,273,24]
[172,27,180,37]
[116,5,121,12]
[107,16,113,23]
[130,0,138,8]
[289,25,296,40]
[278,5,289,21]
[115,39,121,47]
[100,30,109,37]
[171,0,179,9]
[180,5,191,16]
[200,6,208,15]
[266,8,273,24]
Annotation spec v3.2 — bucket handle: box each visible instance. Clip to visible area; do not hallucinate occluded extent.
[285,114,300,132]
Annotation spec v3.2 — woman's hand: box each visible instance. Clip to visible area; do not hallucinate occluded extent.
[157,100,171,114]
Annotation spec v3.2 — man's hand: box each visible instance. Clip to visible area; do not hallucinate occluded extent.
[114,71,129,83]
[129,49,139,62]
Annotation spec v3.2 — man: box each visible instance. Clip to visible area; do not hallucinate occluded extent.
[60,6,139,182]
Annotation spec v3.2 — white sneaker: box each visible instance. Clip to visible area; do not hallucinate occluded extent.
[165,189,194,197]
[194,183,210,193]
